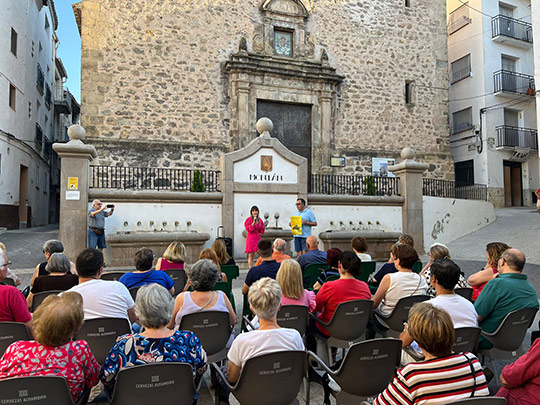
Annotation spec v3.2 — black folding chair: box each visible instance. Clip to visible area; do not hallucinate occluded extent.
[0,321,32,356]
[375,295,430,337]
[0,375,75,405]
[31,290,63,312]
[101,271,129,281]
[277,305,308,336]
[74,317,131,364]
[455,287,474,302]
[212,350,307,405]
[163,269,187,296]
[308,338,402,404]
[110,363,200,405]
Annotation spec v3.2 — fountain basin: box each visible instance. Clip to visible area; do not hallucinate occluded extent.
[106,231,210,267]
[318,231,400,261]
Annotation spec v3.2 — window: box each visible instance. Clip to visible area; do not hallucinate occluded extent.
[9,84,16,111]
[404,0,411,7]
[455,160,474,185]
[405,81,414,105]
[35,123,43,151]
[10,28,17,56]
[451,54,471,83]
[36,63,44,94]
[499,3,514,18]
[452,107,473,134]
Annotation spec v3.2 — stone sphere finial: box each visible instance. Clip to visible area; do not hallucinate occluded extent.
[68,124,86,141]
[401,147,415,160]
[256,117,273,135]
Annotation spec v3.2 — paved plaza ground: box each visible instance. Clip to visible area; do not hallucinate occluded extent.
[1,207,539,404]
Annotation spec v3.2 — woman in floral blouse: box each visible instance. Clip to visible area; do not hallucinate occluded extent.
[100,283,207,398]
[0,292,100,402]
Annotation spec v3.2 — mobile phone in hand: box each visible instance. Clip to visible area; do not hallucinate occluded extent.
[106,204,114,208]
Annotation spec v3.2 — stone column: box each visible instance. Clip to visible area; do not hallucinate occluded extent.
[236,78,250,148]
[52,125,97,260]
[319,90,333,170]
[389,148,429,254]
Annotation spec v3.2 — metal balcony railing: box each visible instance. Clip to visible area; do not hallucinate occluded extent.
[496,125,538,150]
[36,64,44,94]
[54,86,72,114]
[492,15,533,44]
[493,70,535,95]
[423,178,487,201]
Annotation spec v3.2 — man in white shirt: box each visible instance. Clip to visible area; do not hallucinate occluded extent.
[67,248,136,323]
[399,258,477,364]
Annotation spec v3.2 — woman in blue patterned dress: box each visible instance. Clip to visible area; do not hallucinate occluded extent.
[100,283,207,399]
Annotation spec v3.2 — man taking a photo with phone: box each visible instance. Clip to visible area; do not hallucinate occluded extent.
[88,199,114,250]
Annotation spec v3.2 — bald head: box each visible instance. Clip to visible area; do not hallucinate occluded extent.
[273,238,286,252]
[306,235,318,250]
[500,248,526,273]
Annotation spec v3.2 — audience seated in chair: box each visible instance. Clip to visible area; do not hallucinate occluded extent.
[100,284,207,398]
[168,259,236,332]
[370,244,428,331]
[468,242,510,301]
[369,234,415,287]
[66,248,136,323]
[30,239,77,286]
[213,239,236,266]
[0,248,32,332]
[276,259,315,311]
[0,292,100,402]
[312,248,342,292]
[351,236,372,262]
[254,238,291,266]
[297,235,327,271]
[312,251,371,337]
[420,243,469,297]
[241,239,280,295]
[227,277,304,384]
[27,253,78,309]
[374,302,489,404]
[496,336,540,404]
[155,241,186,270]
[119,248,174,294]
[475,248,539,350]
[400,258,478,364]
[0,243,20,286]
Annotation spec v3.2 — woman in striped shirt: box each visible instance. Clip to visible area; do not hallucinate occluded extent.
[374,302,489,404]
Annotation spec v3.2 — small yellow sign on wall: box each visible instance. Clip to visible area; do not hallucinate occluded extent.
[68,177,79,190]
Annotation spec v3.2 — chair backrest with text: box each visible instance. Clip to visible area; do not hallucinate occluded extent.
[31,290,63,312]
[179,311,230,363]
[277,305,308,336]
[163,269,187,296]
[0,322,32,356]
[384,295,430,333]
[111,363,197,405]
[0,376,74,405]
[74,317,131,364]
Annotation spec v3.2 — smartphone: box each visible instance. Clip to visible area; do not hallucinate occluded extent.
[106,204,114,208]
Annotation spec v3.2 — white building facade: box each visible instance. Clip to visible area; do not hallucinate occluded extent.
[1,0,77,229]
[448,0,538,208]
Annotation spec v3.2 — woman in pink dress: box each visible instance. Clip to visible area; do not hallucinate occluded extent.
[244,205,266,268]
[156,241,186,270]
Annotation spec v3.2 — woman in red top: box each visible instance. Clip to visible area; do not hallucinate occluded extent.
[0,292,100,402]
[497,338,540,404]
[156,241,186,270]
[244,205,266,268]
[467,242,509,300]
[313,251,371,336]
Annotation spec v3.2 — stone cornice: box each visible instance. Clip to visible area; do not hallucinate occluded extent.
[225,52,344,85]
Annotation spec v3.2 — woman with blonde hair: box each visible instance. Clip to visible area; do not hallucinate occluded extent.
[420,243,468,297]
[212,239,235,266]
[276,259,315,311]
[0,292,100,402]
[156,241,186,270]
[468,241,510,300]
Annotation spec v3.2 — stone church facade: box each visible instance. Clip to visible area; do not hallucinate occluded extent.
[74,0,453,179]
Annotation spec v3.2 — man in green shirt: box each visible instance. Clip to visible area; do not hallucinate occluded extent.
[475,248,539,349]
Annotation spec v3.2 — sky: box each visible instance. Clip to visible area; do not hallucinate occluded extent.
[55,1,81,103]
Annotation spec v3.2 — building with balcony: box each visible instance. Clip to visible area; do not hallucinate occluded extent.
[447,0,537,208]
[0,0,77,229]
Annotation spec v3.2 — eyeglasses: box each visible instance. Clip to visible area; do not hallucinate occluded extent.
[295,203,302,206]
[1,261,12,267]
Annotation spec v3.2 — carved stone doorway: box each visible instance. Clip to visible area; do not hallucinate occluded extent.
[256,100,312,180]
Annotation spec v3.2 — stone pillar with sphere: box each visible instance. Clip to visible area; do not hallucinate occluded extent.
[389,148,429,254]
[52,125,97,260]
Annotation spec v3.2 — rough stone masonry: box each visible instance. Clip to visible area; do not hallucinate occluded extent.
[76,0,453,179]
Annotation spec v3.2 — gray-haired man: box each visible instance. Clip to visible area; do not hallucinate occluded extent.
[88,199,114,249]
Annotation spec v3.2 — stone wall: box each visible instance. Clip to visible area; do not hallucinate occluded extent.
[79,0,453,178]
